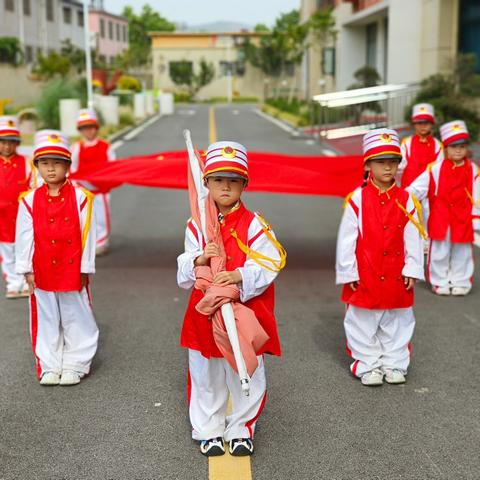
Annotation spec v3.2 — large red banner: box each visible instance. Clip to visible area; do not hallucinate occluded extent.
[70,151,365,197]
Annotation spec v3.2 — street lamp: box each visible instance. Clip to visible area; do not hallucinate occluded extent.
[83,0,94,109]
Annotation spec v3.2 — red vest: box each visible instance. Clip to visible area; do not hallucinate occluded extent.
[342,181,414,309]
[181,203,281,358]
[31,182,83,291]
[78,139,110,169]
[401,135,438,188]
[428,158,474,243]
[0,154,30,242]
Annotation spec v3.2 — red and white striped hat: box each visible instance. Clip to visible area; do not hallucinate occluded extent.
[440,120,469,147]
[33,130,71,163]
[204,141,248,180]
[412,103,435,124]
[363,128,402,162]
[0,115,21,142]
[76,108,99,129]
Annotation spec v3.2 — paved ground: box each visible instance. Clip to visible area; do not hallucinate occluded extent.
[1,104,480,480]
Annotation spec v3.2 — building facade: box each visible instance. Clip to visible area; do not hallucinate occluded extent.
[89,9,129,65]
[150,32,270,100]
[301,0,480,97]
[0,0,85,64]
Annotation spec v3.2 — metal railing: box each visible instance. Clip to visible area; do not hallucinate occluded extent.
[312,83,420,140]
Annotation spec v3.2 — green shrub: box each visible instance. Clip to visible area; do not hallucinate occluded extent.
[174,91,193,103]
[117,75,141,92]
[119,108,134,127]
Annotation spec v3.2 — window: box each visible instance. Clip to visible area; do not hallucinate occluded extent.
[108,21,113,40]
[77,10,84,27]
[100,19,105,38]
[322,47,335,75]
[219,61,232,76]
[284,61,295,77]
[46,0,54,22]
[116,23,120,41]
[23,0,31,16]
[63,7,72,24]
[366,22,378,68]
[24,45,33,63]
[122,25,127,42]
[36,47,43,58]
[5,0,14,11]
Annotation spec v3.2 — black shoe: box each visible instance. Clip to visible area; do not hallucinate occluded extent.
[228,438,254,456]
[200,437,225,457]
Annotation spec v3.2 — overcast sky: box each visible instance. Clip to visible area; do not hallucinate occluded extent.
[105,0,300,26]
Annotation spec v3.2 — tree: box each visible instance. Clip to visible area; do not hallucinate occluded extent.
[348,66,381,89]
[60,39,85,73]
[0,37,23,66]
[169,58,215,97]
[122,4,175,66]
[34,51,71,79]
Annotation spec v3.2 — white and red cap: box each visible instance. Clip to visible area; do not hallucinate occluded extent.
[412,103,435,123]
[33,129,71,163]
[363,128,402,162]
[204,141,248,180]
[0,115,21,142]
[440,120,469,147]
[76,108,99,129]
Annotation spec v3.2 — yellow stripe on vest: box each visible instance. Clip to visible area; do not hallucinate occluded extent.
[80,188,95,251]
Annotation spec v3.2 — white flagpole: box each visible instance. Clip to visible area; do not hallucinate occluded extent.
[183,130,250,396]
[83,0,94,109]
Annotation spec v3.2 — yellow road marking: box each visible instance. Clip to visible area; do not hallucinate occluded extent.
[209,106,217,144]
[209,398,253,480]
[207,106,253,479]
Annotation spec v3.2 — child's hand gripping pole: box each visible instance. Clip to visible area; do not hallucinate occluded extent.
[183,129,251,396]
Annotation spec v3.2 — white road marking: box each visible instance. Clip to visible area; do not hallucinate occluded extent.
[111,140,124,151]
[464,313,479,326]
[232,110,239,115]
[124,114,161,141]
[253,108,295,134]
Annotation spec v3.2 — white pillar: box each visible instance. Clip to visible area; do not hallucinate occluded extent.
[59,99,81,137]
[134,93,146,119]
[144,92,155,116]
[98,95,119,125]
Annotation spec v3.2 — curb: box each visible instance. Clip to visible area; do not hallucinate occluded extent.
[107,113,161,143]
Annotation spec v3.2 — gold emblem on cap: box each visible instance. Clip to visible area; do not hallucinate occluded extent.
[452,124,461,131]
[7,120,15,127]
[381,133,392,143]
[48,134,61,143]
[419,106,426,112]
[221,146,236,159]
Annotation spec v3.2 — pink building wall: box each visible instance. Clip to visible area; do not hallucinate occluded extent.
[89,10,128,63]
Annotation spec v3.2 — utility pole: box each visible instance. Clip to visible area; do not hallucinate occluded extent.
[83,0,94,109]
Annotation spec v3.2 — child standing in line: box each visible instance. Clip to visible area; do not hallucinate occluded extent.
[71,109,115,256]
[408,120,480,296]
[336,129,424,386]
[177,141,285,457]
[0,116,32,298]
[16,130,98,386]
[399,103,443,189]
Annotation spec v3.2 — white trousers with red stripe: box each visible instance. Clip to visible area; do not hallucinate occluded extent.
[344,305,415,377]
[30,288,99,379]
[188,349,267,441]
[94,193,111,249]
[428,232,474,288]
[0,242,26,292]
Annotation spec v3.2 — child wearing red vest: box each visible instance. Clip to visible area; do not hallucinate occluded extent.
[336,128,424,386]
[408,120,480,296]
[0,116,33,298]
[177,141,285,457]
[15,130,98,386]
[399,103,443,189]
[71,109,115,255]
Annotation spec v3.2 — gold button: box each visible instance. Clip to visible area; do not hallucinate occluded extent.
[49,218,54,223]
[383,251,388,256]
[68,259,74,264]
[396,251,401,256]
[227,256,232,261]
[380,201,385,205]
[52,259,57,265]
[383,225,388,230]
[48,198,52,203]
[64,217,69,222]
[67,239,72,244]
[380,276,385,281]
[51,239,56,244]
[61,197,65,202]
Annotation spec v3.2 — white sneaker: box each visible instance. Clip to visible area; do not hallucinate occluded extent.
[59,370,81,386]
[432,285,450,296]
[451,286,471,296]
[39,372,60,386]
[361,368,384,386]
[383,369,406,384]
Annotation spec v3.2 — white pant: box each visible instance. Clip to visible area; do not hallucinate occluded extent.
[95,193,111,249]
[428,232,474,288]
[344,305,416,376]
[0,242,26,292]
[188,349,267,441]
[30,288,99,379]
